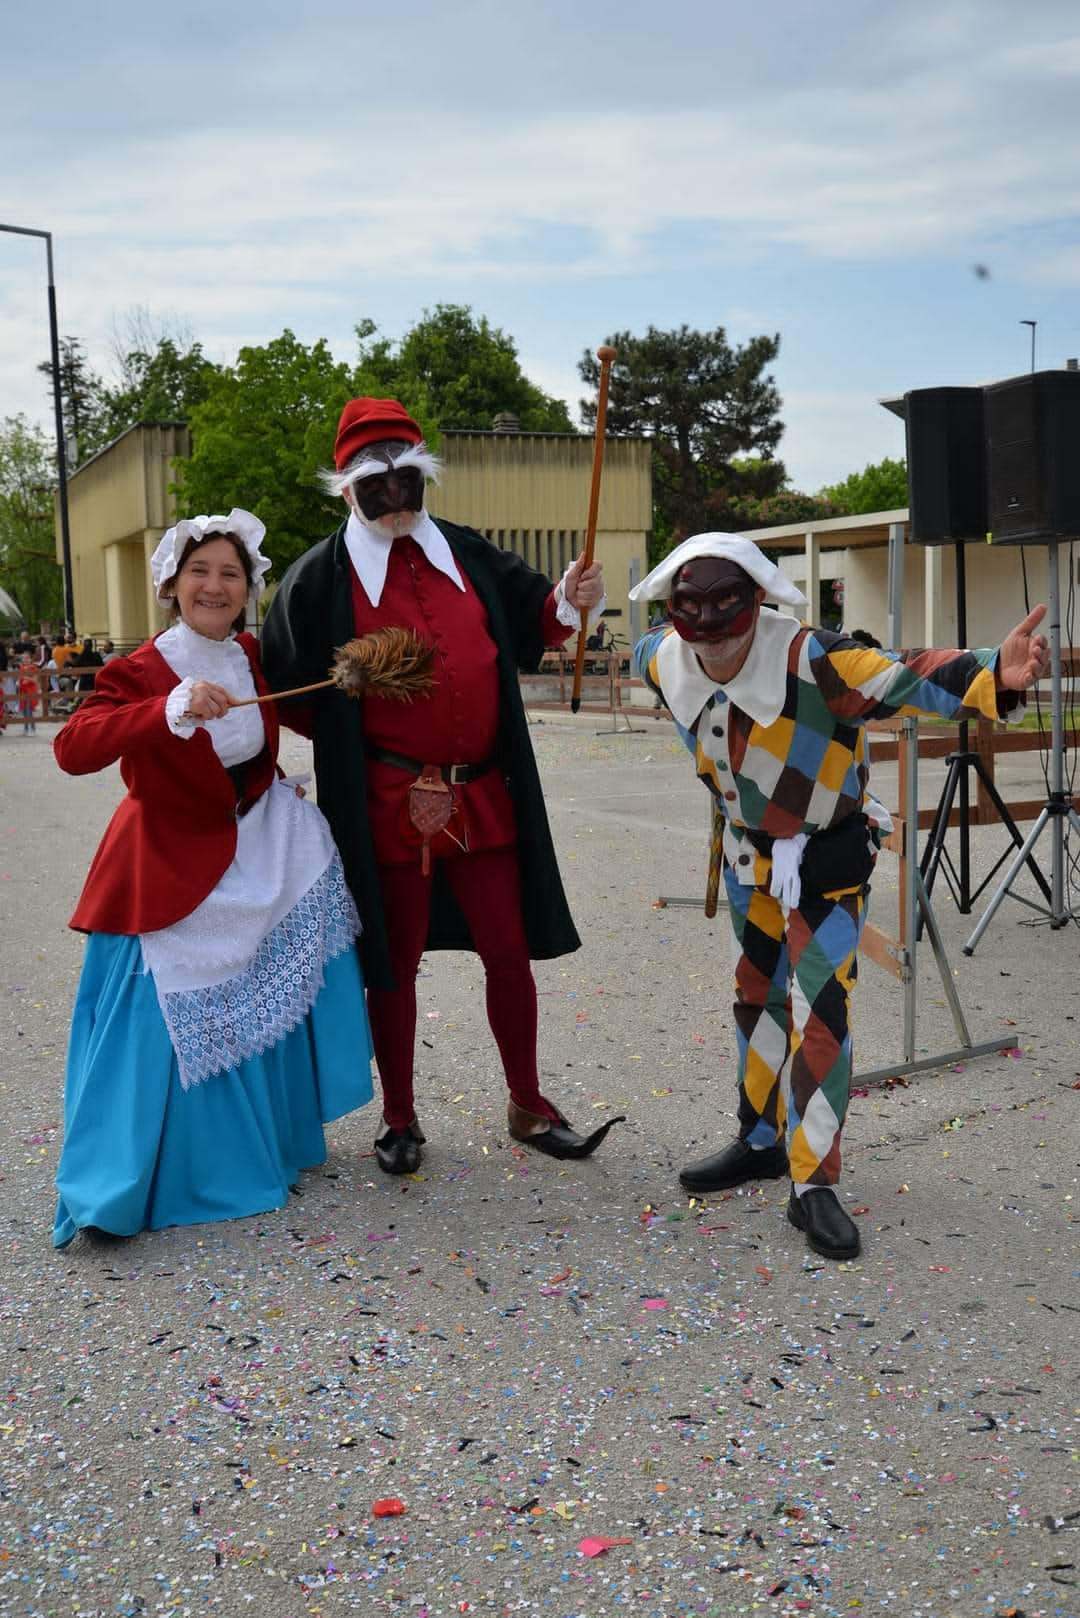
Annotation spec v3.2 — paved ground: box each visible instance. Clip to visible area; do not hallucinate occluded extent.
[1,715,1078,1618]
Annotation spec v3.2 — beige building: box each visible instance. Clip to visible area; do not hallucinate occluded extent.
[58,421,652,649]
[428,428,652,641]
[746,508,1077,649]
[55,422,192,647]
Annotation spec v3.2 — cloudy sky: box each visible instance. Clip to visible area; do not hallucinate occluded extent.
[3,0,1079,491]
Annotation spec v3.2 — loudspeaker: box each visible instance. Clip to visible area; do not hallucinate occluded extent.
[986,370,1080,545]
[904,387,987,544]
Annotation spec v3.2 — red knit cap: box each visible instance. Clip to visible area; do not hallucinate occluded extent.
[334,398,422,471]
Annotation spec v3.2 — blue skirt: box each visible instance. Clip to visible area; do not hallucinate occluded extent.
[54,933,374,1248]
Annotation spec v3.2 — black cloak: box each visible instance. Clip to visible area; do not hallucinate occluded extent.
[260,518,581,991]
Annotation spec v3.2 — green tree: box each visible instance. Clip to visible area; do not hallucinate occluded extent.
[733,488,840,531]
[580,324,785,553]
[358,305,573,432]
[174,331,357,572]
[821,456,909,515]
[0,415,64,626]
[37,336,106,463]
[97,338,220,444]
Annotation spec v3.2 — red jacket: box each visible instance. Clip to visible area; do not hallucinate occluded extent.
[55,633,279,935]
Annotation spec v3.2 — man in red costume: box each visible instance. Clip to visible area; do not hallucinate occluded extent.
[262,397,623,1174]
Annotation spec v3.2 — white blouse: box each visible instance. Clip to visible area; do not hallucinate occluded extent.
[157,620,267,767]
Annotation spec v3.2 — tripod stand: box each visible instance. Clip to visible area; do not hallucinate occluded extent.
[919,542,1052,930]
[963,537,1080,954]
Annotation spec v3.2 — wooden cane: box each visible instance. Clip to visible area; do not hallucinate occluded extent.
[570,344,617,714]
[704,797,724,918]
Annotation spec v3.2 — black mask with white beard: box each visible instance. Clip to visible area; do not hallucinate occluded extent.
[353,465,425,522]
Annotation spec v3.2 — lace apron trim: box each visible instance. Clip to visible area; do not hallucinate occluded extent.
[152,855,359,1090]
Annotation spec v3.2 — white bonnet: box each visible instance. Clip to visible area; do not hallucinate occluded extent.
[628,532,807,608]
[150,509,272,606]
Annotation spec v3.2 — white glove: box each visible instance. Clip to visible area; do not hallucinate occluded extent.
[769,833,809,911]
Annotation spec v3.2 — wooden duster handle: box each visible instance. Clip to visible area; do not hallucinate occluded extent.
[182,678,333,720]
[228,678,334,708]
[570,344,616,714]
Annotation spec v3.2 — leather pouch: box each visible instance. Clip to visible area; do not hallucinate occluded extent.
[404,765,456,876]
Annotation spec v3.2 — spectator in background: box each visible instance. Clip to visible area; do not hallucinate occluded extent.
[101,640,120,664]
[17,654,39,734]
[50,636,75,672]
[76,637,104,693]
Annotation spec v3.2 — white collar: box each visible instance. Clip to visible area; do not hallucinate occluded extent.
[156,620,245,664]
[657,607,802,730]
[344,509,465,607]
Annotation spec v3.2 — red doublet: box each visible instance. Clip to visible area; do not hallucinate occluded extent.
[350,536,570,863]
[350,535,571,1128]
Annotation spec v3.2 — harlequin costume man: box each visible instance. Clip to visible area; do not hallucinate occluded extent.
[631,533,1049,1260]
[261,397,623,1174]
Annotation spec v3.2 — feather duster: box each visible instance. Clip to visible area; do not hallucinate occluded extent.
[206,627,437,714]
[328,629,437,702]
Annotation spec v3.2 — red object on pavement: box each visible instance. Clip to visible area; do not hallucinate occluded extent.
[372,1498,407,1518]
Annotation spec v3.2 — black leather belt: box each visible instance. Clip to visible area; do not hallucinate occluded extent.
[364,744,498,786]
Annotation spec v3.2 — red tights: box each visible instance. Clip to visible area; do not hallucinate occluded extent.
[367,849,555,1130]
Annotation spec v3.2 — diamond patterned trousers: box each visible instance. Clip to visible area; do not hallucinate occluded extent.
[723,865,869,1186]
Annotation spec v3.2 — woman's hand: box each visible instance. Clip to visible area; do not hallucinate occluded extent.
[186,680,233,720]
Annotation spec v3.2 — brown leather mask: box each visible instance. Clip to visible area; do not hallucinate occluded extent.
[670,557,758,643]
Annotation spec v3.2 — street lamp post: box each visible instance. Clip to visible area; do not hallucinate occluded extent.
[0,222,75,632]
[1020,318,1037,374]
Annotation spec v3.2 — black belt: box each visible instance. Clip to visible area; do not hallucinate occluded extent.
[364,744,498,786]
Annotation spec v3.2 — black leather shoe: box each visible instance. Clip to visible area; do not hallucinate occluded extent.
[508,1099,624,1160]
[679,1137,788,1193]
[787,1187,861,1260]
[374,1118,426,1175]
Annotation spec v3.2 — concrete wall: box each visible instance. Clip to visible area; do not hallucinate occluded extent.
[779,540,1078,649]
[429,432,652,640]
[59,423,190,644]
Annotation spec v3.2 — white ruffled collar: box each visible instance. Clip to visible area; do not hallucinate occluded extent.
[656,608,802,730]
[344,509,465,607]
[156,620,247,666]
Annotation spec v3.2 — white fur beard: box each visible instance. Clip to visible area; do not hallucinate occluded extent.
[359,507,425,542]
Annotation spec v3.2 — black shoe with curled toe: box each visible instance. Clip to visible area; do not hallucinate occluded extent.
[507,1099,624,1160]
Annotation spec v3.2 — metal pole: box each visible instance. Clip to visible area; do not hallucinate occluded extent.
[1021,319,1036,374]
[886,521,904,648]
[0,222,75,632]
[902,716,918,1061]
[1046,539,1064,916]
[628,556,641,648]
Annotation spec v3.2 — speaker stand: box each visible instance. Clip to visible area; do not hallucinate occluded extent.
[963,538,1080,954]
[919,544,1052,930]
[919,546,1049,931]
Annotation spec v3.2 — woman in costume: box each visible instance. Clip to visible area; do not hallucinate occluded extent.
[52,510,373,1247]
